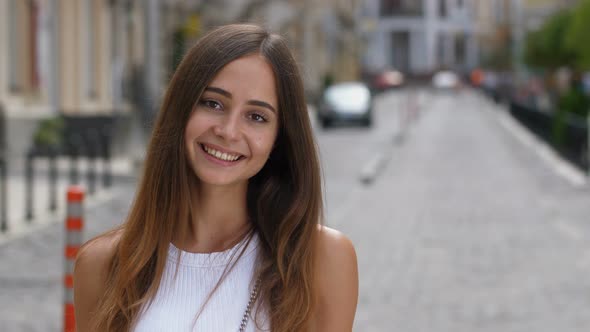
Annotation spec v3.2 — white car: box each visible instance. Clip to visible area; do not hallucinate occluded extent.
[432,70,460,90]
[317,82,373,128]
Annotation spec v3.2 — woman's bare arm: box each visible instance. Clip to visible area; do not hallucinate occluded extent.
[73,235,118,331]
[311,226,359,332]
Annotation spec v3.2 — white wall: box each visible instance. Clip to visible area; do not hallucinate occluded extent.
[363,0,478,74]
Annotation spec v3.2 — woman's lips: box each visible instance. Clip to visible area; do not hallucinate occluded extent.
[199,143,244,165]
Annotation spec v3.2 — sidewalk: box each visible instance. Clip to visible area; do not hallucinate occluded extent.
[0,182,137,332]
[0,155,138,245]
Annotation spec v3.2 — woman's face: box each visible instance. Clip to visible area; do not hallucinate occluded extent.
[184,54,279,188]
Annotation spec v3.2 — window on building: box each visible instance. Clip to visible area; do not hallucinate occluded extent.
[496,0,507,24]
[455,34,466,66]
[84,0,98,99]
[8,0,21,92]
[391,31,410,71]
[439,0,447,18]
[29,1,39,92]
[380,0,423,16]
[457,0,463,8]
[7,0,40,94]
[437,34,445,67]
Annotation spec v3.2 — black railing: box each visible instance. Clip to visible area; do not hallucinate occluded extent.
[1,114,120,233]
[0,104,7,232]
[509,101,589,171]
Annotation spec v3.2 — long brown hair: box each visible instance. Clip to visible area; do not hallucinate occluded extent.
[84,24,323,331]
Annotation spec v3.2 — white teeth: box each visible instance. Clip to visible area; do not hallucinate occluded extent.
[202,145,241,162]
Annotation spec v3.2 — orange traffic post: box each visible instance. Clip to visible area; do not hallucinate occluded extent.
[64,186,84,332]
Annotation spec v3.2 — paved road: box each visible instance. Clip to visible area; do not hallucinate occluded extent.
[1,88,589,331]
[339,90,590,331]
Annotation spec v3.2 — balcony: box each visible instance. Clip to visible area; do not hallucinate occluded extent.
[380,0,424,17]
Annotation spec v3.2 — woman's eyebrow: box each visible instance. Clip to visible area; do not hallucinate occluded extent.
[205,86,276,114]
[247,100,276,114]
[204,86,231,98]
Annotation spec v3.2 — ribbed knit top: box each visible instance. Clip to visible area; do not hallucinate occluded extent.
[132,233,270,331]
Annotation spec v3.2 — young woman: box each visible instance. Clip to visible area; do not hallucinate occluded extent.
[73,24,358,332]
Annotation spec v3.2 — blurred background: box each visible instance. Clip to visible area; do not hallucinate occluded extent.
[1,0,590,331]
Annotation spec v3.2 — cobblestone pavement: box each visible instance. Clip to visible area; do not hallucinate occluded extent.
[338,91,590,332]
[1,89,589,332]
[0,180,137,332]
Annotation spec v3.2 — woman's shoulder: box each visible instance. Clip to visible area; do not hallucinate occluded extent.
[75,229,122,274]
[73,229,122,329]
[315,224,357,263]
[312,225,358,331]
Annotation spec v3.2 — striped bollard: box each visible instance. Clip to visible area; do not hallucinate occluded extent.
[64,186,84,332]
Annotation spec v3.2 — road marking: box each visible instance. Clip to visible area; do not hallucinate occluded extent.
[359,150,391,185]
[495,107,588,188]
[552,218,583,241]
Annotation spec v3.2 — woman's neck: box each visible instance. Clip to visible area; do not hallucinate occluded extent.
[174,181,251,253]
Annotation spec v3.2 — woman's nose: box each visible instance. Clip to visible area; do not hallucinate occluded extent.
[213,114,241,141]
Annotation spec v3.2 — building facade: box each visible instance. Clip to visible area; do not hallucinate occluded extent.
[0,0,363,165]
[0,0,145,164]
[361,0,479,76]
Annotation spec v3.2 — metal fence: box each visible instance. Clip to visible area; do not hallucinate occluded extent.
[509,101,589,171]
[1,113,119,233]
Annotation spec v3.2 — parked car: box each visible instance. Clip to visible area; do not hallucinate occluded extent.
[371,69,405,92]
[431,70,461,90]
[317,82,373,128]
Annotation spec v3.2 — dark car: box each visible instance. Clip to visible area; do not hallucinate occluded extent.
[317,82,373,128]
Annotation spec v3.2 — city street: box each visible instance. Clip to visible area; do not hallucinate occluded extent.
[1,88,590,331]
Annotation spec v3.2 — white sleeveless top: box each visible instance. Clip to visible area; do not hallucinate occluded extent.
[132,234,270,331]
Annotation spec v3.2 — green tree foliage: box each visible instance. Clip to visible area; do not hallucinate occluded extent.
[523,9,576,70]
[553,83,590,147]
[484,46,512,70]
[523,4,590,149]
[558,82,590,118]
[33,117,64,149]
[565,0,590,70]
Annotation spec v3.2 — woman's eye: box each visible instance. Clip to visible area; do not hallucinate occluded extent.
[249,113,267,123]
[200,99,222,110]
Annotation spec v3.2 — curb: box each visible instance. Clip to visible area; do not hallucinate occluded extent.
[487,98,588,188]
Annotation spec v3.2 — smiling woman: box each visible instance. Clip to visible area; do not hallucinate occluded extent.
[72,24,358,332]
[185,54,279,188]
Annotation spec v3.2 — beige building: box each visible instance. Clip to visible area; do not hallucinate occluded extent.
[180,0,361,98]
[0,0,145,163]
[0,0,145,115]
[362,0,480,76]
[473,0,580,70]
[0,0,357,164]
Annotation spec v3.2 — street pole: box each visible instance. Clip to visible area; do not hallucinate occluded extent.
[511,0,525,77]
[48,147,57,211]
[303,0,313,94]
[0,158,6,232]
[25,151,34,221]
[47,0,60,114]
[0,104,6,232]
[145,0,161,129]
[587,112,590,178]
